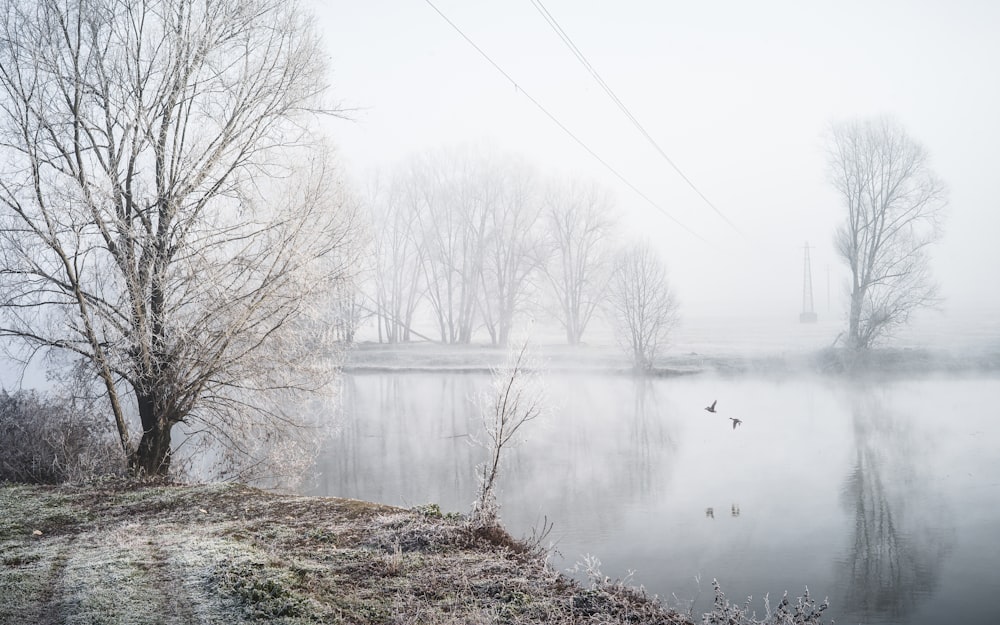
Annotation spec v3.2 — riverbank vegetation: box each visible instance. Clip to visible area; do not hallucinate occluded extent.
[0,480,829,624]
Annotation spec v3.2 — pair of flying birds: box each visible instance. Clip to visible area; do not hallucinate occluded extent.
[704,400,741,430]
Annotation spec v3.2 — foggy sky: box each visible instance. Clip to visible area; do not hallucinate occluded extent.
[314,0,1000,322]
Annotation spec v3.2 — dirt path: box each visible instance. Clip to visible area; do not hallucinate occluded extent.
[34,539,72,625]
[0,485,236,624]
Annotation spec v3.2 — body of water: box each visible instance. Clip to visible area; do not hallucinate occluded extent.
[309,369,1000,625]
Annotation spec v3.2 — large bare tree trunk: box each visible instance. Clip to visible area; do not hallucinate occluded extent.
[132,392,173,476]
[848,285,863,348]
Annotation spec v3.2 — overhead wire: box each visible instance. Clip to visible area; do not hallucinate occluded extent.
[422,0,710,245]
[528,0,743,236]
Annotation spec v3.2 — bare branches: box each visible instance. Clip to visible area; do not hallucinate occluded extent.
[366,167,429,344]
[365,148,551,347]
[471,338,545,528]
[826,116,947,349]
[542,178,615,345]
[606,241,679,371]
[0,0,356,478]
[478,157,547,346]
[416,148,492,345]
[361,149,620,349]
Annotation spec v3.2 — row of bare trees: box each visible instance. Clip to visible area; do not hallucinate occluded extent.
[364,114,946,356]
[363,147,655,349]
[367,114,948,362]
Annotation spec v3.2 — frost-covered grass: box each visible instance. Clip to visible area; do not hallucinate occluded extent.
[0,481,832,624]
[0,481,688,624]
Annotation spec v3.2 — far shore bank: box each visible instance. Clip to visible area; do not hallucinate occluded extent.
[343,340,1000,377]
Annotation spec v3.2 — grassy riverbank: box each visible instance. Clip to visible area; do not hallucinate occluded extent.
[1,480,698,624]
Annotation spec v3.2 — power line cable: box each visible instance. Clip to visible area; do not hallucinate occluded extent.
[422,0,710,244]
[529,0,742,236]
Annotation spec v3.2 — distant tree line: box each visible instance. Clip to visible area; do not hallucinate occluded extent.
[360,146,678,365]
[363,114,948,358]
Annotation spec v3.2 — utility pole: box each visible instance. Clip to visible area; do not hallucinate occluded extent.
[800,242,817,323]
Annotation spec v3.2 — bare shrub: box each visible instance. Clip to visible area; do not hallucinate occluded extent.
[702,578,829,625]
[569,558,830,625]
[0,390,123,484]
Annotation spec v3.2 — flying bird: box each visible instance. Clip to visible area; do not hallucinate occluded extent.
[729,417,742,430]
[704,400,717,413]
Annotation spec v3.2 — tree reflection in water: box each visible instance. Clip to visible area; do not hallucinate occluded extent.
[503,374,680,536]
[628,376,678,500]
[309,373,482,512]
[311,372,681,540]
[837,390,953,624]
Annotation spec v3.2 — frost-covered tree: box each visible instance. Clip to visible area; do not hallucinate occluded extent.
[0,0,357,477]
[472,338,544,528]
[827,116,947,349]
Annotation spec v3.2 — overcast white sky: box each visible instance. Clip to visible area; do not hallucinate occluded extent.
[313,0,1000,322]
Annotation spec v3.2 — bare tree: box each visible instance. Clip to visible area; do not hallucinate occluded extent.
[478,158,547,346]
[328,271,367,345]
[366,169,428,343]
[365,149,549,346]
[417,148,490,344]
[0,0,356,477]
[606,242,679,371]
[827,116,947,349]
[542,179,616,345]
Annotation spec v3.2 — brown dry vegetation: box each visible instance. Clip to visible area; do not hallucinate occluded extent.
[0,481,693,624]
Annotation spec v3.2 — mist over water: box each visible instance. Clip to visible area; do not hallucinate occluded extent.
[305,12,1000,620]
[309,325,1000,625]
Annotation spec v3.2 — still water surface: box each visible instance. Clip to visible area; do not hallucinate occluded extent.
[309,370,1000,625]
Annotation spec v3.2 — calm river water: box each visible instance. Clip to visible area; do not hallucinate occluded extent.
[308,369,1000,625]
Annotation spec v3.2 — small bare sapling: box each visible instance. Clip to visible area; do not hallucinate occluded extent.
[470,339,545,529]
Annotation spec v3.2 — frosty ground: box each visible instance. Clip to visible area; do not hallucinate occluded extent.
[0,480,715,624]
